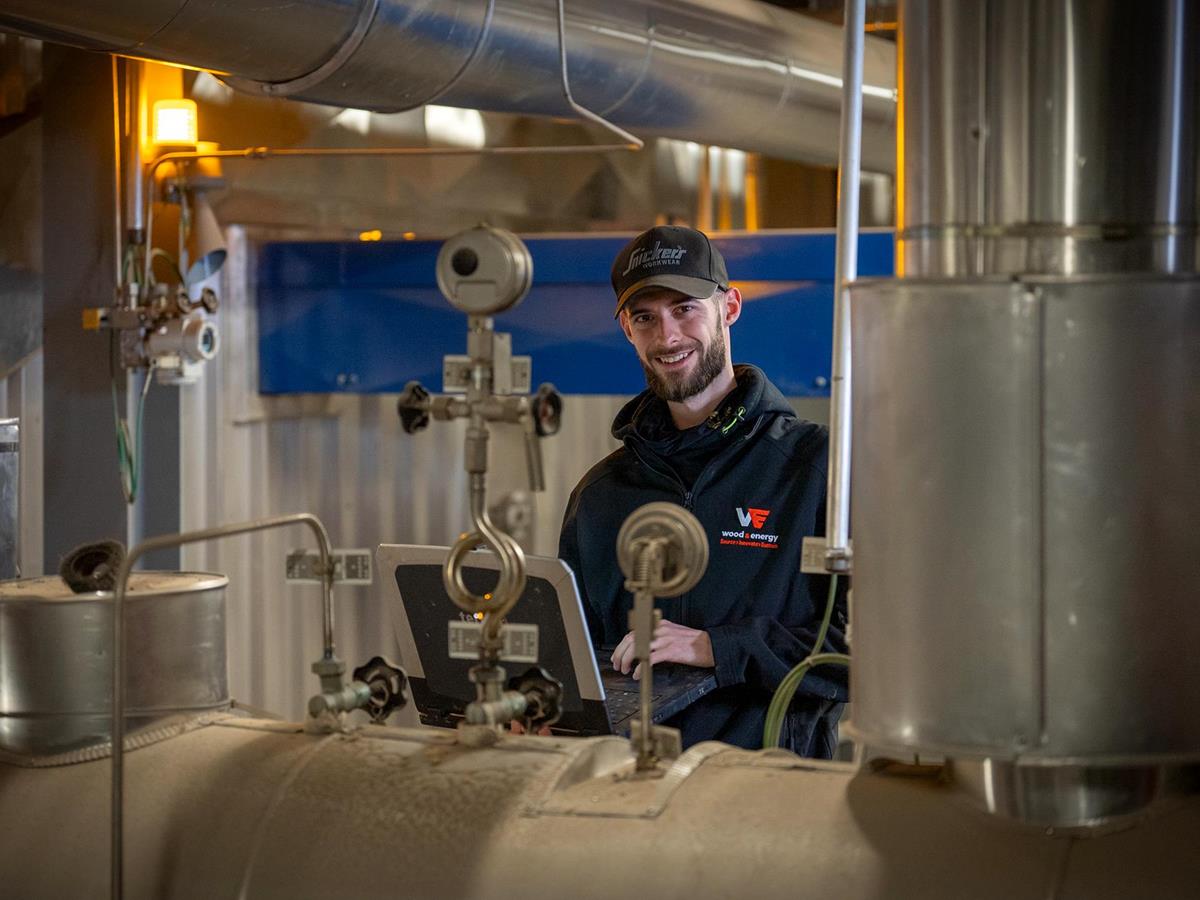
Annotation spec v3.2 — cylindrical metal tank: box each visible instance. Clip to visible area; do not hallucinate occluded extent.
[2,720,1199,899]
[0,572,229,757]
[849,274,1200,763]
[848,0,1200,823]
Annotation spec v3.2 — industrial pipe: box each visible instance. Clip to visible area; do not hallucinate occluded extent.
[824,0,867,569]
[0,0,896,170]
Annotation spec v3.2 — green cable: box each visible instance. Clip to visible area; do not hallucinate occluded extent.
[762,573,851,749]
[110,365,155,505]
[111,378,136,503]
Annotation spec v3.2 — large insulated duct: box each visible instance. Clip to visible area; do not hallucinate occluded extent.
[0,0,896,170]
[2,719,1200,898]
[849,0,1200,825]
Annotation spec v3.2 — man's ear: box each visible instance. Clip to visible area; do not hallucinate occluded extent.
[722,287,743,327]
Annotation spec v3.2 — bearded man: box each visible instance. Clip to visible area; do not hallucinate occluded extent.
[557,225,849,757]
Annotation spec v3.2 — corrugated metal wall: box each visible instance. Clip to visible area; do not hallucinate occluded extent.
[180,227,627,718]
[0,350,43,579]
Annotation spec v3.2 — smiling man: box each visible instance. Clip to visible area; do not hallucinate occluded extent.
[558,225,849,757]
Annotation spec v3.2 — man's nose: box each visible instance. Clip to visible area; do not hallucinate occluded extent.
[654,315,684,343]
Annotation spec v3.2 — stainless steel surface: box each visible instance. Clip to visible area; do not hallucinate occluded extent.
[0,419,16,578]
[1040,277,1200,759]
[3,720,1200,898]
[950,758,1200,828]
[435,225,532,316]
[109,512,340,900]
[897,0,1199,276]
[0,354,41,579]
[0,571,228,756]
[0,0,897,169]
[848,275,1200,763]
[848,278,1042,756]
[824,0,865,566]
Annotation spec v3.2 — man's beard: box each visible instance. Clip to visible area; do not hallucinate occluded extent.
[641,336,727,403]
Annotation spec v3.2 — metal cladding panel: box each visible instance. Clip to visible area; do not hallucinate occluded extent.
[255,230,895,397]
[851,275,1200,764]
[1040,277,1200,760]
[848,279,1042,757]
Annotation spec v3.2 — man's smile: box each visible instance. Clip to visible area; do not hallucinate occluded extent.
[654,348,696,369]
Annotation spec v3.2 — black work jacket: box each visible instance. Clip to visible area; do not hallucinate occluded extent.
[558,365,849,756]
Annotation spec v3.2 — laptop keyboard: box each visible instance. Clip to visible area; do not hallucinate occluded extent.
[599,662,715,728]
[604,689,644,723]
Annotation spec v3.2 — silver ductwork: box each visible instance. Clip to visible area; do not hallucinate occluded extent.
[895,0,1197,276]
[0,0,896,170]
[849,0,1200,826]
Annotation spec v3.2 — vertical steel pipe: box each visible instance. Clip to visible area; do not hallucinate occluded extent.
[896,0,1198,276]
[849,2,1200,827]
[824,0,867,567]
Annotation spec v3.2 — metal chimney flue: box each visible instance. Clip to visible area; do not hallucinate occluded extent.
[848,0,1200,828]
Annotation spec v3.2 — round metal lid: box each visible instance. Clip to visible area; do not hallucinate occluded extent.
[0,571,229,602]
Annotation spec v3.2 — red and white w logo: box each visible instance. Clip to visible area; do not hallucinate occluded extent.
[736,507,770,529]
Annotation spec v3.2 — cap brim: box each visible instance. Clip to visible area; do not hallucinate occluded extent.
[614,274,723,317]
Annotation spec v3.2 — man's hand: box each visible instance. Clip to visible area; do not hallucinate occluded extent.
[610,620,714,680]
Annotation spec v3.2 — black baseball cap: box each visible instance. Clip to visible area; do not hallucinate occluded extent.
[610,225,729,317]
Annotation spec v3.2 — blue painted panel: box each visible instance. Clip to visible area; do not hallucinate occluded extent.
[256,231,894,396]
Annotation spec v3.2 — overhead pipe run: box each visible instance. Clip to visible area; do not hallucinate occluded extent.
[0,0,896,170]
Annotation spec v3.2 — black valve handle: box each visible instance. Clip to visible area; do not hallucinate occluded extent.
[352,656,409,724]
[507,665,564,733]
[396,380,431,434]
[531,383,563,437]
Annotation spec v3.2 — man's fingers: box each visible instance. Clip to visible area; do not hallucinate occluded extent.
[614,633,640,674]
[611,632,634,671]
[649,646,674,666]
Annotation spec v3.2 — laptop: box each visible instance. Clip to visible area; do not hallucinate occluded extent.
[377,544,718,736]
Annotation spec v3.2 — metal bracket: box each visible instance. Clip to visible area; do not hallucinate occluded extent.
[527,740,729,819]
[442,351,531,394]
[448,620,539,663]
[285,548,373,584]
[801,535,853,574]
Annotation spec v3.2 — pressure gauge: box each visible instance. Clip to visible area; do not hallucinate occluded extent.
[435,225,533,315]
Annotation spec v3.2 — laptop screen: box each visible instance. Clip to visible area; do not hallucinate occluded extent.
[378,545,603,727]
